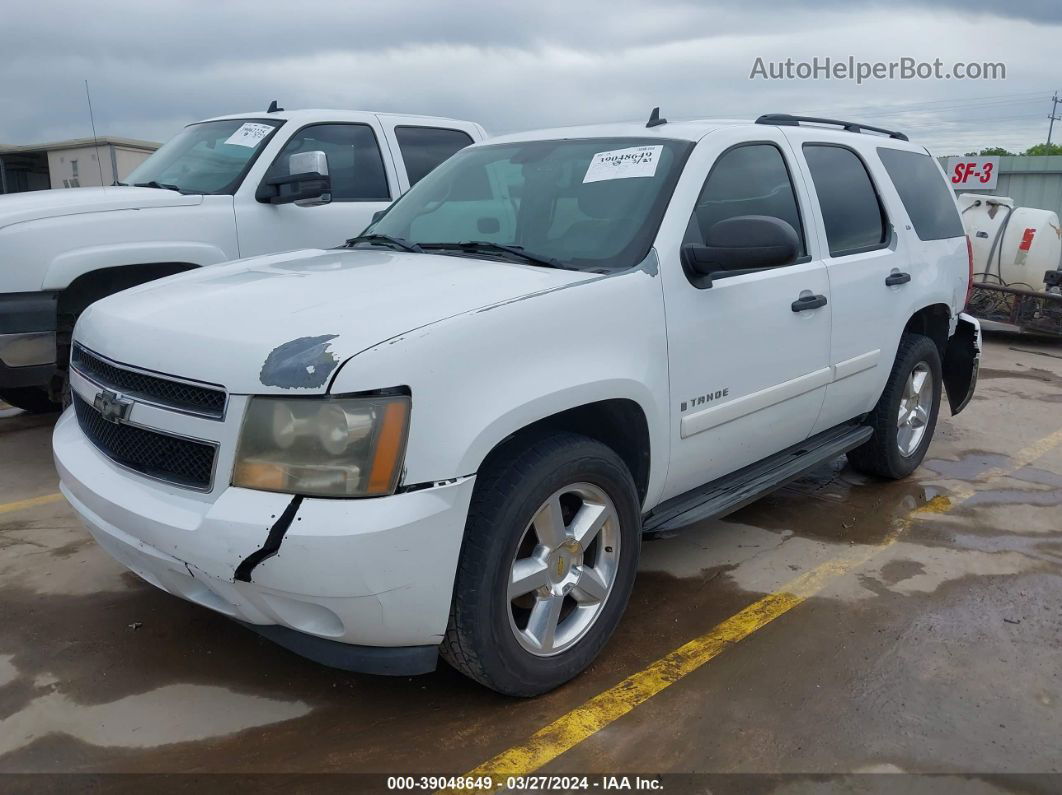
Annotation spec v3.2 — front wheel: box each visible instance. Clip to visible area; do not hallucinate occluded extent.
[442,432,641,696]
[847,333,942,479]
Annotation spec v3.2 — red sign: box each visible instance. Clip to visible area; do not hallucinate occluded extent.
[946,156,999,190]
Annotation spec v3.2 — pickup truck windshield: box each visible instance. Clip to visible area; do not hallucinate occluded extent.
[365,137,693,271]
[123,119,283,195]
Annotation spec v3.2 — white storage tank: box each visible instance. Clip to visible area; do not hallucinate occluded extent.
[957,193,1062,291]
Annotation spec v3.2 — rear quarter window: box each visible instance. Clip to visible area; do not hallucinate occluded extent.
[876,147,965,241]
[395,126,475,186]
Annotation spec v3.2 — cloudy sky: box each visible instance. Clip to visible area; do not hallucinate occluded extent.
[2,1,1058,156]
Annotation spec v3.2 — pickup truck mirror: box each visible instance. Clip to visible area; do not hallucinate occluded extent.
[681,215,799,285]
[258,150,332,206]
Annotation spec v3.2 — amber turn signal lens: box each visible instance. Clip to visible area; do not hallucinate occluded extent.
[366,400,410,495]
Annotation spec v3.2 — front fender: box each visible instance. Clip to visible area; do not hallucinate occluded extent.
[943,313,981,415]
[329,265,671,506]
[43,241,232,291]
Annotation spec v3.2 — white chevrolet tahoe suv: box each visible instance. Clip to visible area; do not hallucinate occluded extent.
[53,112,980,697]
[0,107,485,412]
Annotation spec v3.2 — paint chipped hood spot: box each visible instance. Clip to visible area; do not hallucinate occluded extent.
[74,247,595,393]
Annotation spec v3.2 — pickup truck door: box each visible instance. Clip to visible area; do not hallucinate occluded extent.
[658,129,832,501]
[234,118,481,258]
[783,137,912,435]
[233,119,401,257]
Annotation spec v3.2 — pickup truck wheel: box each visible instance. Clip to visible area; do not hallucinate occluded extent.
[0,387,61,414]
[847,333,942,479]
[442,432,641,697]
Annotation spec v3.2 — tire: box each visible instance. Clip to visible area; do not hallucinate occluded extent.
[847,333,942,479]
[0,387,61,414]
[442,432,642,697]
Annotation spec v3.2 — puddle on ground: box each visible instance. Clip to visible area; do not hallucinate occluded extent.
[964,487,1062,507]
[0,655,17,688]
[977,366,1062,386]
[0,684,312,757]
[850,543,1040,598]
[922,451,1012,480]
[0,519,132,596]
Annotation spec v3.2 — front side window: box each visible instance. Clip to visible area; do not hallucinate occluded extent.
[877,148,964,241]
[365,137,693,272]
[124,119,283,194]
[803,144,888,257]
[264,123,390,201]
[686,143,806,256]
[395,126,474,186]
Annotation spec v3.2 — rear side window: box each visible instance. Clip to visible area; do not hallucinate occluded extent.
[395,126,474,186]
[877,148,964,240]
[687,143,806,256]
[803,144,888,257]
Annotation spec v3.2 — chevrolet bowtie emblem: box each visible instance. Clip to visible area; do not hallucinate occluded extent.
[93,389,133,424]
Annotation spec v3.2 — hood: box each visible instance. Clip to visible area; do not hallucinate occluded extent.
[76,247,597,393]
[0,186,202,230]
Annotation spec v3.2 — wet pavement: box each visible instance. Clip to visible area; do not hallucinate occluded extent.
[1,332,1060,784]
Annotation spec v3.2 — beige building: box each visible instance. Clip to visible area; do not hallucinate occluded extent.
[0,137,159,193]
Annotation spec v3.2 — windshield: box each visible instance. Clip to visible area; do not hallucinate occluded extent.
[364,137,693,271]
[123,119,283,194]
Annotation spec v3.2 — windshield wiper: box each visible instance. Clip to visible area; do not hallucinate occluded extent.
[134,180,183,192]
[344,233,423,253]
[421,241,565,269]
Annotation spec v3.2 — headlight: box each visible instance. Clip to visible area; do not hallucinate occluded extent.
[232,393,410,498]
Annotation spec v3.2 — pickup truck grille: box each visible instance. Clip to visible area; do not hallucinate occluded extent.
[73,393,217,490]
[71,344,226,419]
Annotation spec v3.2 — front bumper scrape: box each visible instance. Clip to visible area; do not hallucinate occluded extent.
[54,409,477,656]
[943,312,981,416]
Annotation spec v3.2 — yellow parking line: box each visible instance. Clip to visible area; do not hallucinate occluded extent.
[0,492,63,515]
[448,427,1062,791]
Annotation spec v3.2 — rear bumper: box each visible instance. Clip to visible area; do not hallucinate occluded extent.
[0,292,58,388]
[53,408,477,665]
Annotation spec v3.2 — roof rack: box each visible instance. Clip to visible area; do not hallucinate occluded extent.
[754,113,909,141]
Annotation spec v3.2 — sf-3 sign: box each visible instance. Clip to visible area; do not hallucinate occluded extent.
[946,156,999,190]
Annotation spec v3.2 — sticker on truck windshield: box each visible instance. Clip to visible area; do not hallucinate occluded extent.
[224,123,274,148]
[583,145,662,183]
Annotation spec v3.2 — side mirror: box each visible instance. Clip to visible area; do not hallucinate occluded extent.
[682,215,799,286]
[370,208,388,224]
[257,150,332,206]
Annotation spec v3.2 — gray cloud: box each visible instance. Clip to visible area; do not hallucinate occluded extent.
[1,1,1057,155]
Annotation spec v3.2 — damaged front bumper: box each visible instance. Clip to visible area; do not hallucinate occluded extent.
[943,312,981,416]
[53,409,475,675]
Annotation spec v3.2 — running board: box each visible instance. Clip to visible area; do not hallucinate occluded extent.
[643,424,873,534]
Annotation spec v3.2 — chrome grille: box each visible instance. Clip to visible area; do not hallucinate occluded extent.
[73,393,217,490]
[71,344,226,419]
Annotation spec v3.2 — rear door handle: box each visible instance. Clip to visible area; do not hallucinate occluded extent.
[791,293,828,312]
[885,272,912,286]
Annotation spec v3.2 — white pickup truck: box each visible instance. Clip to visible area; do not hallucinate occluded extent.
[54,112,980,696]
[0,107,485,411]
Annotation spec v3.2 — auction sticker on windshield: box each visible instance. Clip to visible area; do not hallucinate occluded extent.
[583,145,662,183]
[225,123,274,148]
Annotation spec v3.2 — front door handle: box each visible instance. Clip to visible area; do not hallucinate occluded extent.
[885,271,912,286]
[791,293,828,312]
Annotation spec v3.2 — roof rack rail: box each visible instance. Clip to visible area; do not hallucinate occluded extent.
[754,113,909,141]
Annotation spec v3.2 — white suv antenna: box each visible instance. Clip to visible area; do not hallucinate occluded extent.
[84,80,106,187]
